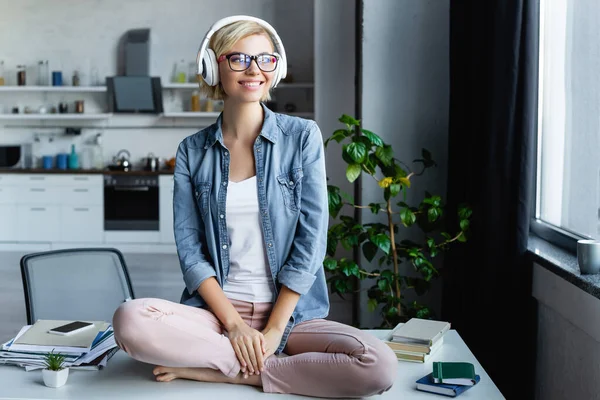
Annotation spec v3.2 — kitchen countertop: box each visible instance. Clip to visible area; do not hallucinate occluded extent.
[0,168,175,175]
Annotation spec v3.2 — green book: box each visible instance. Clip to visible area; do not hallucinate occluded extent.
[432,362,477,386]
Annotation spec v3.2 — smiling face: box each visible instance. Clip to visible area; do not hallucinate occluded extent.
[218,34,275,104]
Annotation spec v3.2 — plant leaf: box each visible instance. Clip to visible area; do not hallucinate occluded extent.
[378,279,389,292]
[323,258,337,271]
[369,203,382,214]
[372,233,391,255]
[362,241,378,262]
[325,129,349,147]
[346,142,367,163]
[428,207,440,222]
[346,164,361,182]
[389,183,400,197]
[361,129,384,147]
[368,298,378,312]
[342,261,360,278]
[339,114,360,126]
[375,145,393,166]
[400,208,417,227]
[460,219,470,231]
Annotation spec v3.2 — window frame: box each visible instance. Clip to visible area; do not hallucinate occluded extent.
[530,0,588,255]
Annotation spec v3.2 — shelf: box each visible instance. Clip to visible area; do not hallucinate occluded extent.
[0,86,107,92]
[276,82,314,89]
[0,113,112,120]
[161,112,221,118]
[161,82,314,90]
[162,83,199,89]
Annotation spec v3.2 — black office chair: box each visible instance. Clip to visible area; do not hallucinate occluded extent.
[20,248,135,324]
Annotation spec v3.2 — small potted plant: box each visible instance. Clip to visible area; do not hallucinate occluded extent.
[42,350,69,388]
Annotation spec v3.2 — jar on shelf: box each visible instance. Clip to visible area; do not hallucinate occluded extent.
[191,91,201,112]
[188,61,198,83]
[17,65,26,86]
[176,59,187,83]
[37,61,49,86]
[72,70,80,86]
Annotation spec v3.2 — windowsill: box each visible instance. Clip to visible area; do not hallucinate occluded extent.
[528,234,600,300]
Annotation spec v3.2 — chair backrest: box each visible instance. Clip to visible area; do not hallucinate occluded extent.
[20,248,135,324]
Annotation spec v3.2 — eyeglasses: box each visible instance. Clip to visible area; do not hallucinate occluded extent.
[217,52,279,72]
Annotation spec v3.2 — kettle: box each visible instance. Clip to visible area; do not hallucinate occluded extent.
[142,152,161,171]
[112,149,131,171]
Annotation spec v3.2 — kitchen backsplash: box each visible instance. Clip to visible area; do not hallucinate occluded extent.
[0,126,198,170]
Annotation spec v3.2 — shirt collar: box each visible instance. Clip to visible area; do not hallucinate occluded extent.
[204,103,278,149]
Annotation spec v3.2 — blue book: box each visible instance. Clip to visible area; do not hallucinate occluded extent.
[416,373,481,397]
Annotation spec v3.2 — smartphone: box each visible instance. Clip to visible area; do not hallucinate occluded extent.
[48,321,95,336]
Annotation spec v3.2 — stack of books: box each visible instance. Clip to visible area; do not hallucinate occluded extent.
[384,318,450,362]
[416,362,481,397]
[0,320,119,371]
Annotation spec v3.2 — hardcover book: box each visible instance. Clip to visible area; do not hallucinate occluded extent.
[432,362,477,386]
[416,373,481,397]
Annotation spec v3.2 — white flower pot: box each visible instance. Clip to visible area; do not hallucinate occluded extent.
[42,368,69,388]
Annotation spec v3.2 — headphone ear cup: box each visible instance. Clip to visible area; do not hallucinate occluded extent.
[203,48,219,86]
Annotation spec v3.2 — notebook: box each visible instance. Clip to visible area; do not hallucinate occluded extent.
[432,362,477,385]
[392,318,450,346]
[12,320,108,350]
[416,373,480,397]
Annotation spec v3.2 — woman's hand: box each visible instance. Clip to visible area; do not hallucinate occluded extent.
[227,322,266,377]
[261,326,284,360]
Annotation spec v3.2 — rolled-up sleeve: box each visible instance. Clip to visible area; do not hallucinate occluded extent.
[277,122,329,295]
[173,141,216,295]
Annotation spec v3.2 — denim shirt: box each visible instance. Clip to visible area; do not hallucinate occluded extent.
[173,104,330,354]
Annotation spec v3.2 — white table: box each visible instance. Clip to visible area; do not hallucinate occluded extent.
[0,330,504,399]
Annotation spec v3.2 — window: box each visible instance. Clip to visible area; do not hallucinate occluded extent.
[536,0,599,243]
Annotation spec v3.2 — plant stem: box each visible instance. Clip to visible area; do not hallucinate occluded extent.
[350,204,394,214]
[359,270,380,277]
[387,198,402,317]
[434,230,465,249]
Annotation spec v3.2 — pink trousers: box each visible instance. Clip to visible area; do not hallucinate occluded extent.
[112,298,397,398]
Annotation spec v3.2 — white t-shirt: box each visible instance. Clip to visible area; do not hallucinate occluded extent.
[222,176,276,303]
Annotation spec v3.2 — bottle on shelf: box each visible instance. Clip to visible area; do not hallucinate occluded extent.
[0,60,4,86]
[92,133,104,170]
[37,61,44,85]
[68,144,79,169]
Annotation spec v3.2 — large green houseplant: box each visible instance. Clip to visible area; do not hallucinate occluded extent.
[323,115,472,328]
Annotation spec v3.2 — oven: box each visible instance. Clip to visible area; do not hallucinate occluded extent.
[103,174,159,231]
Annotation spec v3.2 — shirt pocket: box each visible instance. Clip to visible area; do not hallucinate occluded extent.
[277,168,303,212]
[193,181,212,217]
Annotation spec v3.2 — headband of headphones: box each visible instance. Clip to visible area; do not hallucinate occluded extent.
[196,15,287,87]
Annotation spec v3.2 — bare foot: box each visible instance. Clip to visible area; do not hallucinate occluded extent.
[152,366,262,387]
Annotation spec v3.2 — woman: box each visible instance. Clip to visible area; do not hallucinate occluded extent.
[112,16,397,398]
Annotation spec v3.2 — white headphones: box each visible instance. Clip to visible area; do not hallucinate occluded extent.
[196,15,287,88]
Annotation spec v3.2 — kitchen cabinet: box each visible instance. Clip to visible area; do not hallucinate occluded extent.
[0,204,17,241]
[0,179,19,241]
[0,173,103,243]
[17,205,60,242]
[159,175,175,244]
[60,205,103,242]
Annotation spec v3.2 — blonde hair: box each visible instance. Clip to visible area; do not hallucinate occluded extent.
[198,20,276,101]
